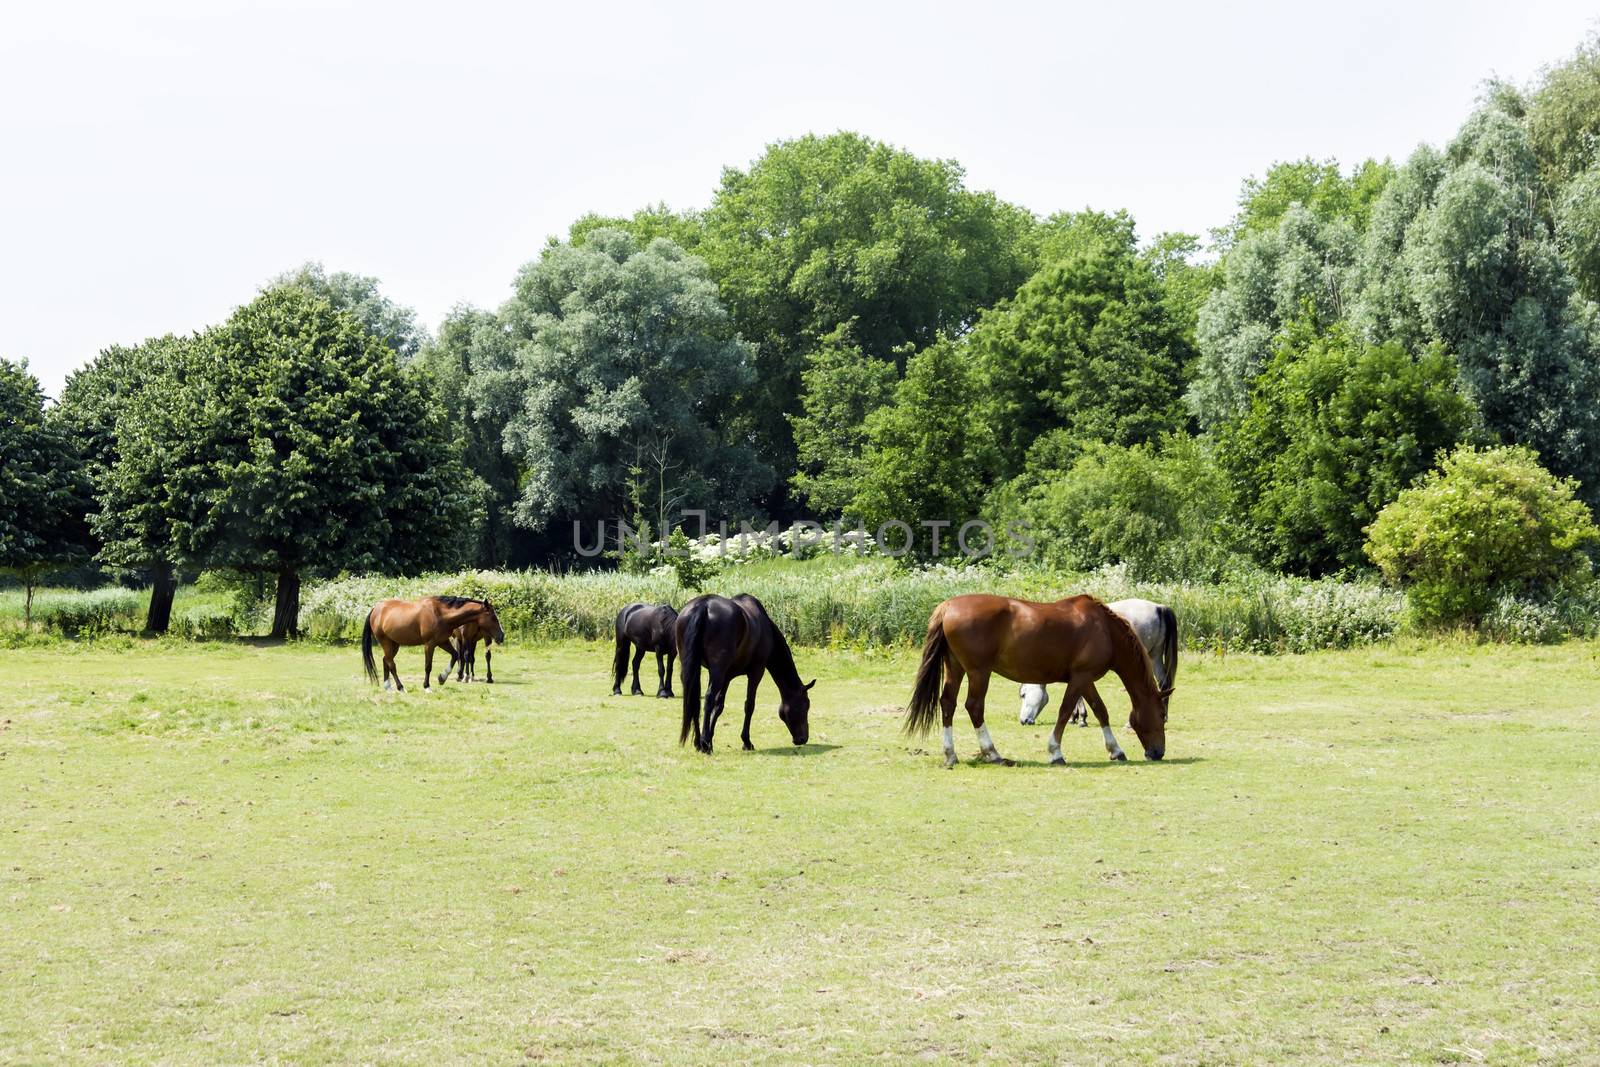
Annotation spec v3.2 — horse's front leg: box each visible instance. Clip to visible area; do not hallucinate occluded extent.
[654,651,670,698]
[483,645,493,684]
[1082,683,1127,761]
[424,643,435,689]
[964,670,1011,765]
[1048,682,1089,765]
[741,673,761,750]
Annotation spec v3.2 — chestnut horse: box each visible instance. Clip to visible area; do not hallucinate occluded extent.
[906,594,1170,768]
[449,605,498,684]
[362,596,504,691]
[676,593,813,753]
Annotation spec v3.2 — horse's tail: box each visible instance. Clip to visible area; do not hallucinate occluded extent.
[361,610,378,684]
[904,608,949,736]
[612,609,631,691]
[677,600,705,746]
[1157,604,1178,689]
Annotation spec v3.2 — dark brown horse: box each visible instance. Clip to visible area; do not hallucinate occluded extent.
[906,594,1170,768]
[448,602,498,684]
[675,593,813,753]
[612,602,678,697]
[362,596,504,691]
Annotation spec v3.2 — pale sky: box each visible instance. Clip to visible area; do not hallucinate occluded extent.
[3,0,1596,398]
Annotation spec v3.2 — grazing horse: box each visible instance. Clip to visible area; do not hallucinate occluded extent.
[675,593,814,753]
[362,596,504,691]
[450,610,497,684]
[906,594,1170,768]
[612,602,678,697]
[1020,598,1177,731]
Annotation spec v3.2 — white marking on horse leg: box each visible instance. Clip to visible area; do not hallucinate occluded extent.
[975,724,1006,763]
[1101,724,1126,761]
[1047,732,1064,765]
[941,726,957,767]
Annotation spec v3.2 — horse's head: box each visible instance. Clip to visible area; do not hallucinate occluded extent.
[481,600,506,645]
[1130,687,1172,760]
[778,679,815,746]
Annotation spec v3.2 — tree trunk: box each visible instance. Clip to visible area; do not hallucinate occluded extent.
[145,560,176,634]
[25,579,35,630]
[270,567,301,640]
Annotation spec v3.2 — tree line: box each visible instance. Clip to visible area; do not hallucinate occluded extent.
[5,37,1600,630]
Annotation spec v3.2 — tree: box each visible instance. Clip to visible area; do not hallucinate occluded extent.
[1525,34,1600,197]
[479,229,769,534]
[787,325,898,515]
[0,359,91,625]
[411,306,521,566]
[1213,157,1393,248]
[1366,445,1599,626]
[149,287,473,638]
[1354,96,1600,503]
[698,132,1036,481]
[270,262,429,362]
[55,336,195,631]
[1216,323,1474,575]
[850,338,995,561]
[969,212,1189,477]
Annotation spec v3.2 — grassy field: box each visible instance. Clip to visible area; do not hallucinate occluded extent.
[3,637,1598,1064]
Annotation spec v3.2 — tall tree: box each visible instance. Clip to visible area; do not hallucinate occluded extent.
[270,262,429,362]
[787,325,899,516]
[850,338,996,560]
[478,229,769,535]
[56,336,194,631]
[0,359,91,625]
[969,211,1190,478]
[698,132,1036,482]
[139,288,473,638]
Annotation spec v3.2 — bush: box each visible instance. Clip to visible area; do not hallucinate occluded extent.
[1365,445,1600,627]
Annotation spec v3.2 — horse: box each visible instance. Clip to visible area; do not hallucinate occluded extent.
[675,593,814,754]
[1019,598,1177,731]
[905,593,1170,768]
[612,602,678,698]
[449,605,498,684]
[362,596,505,691]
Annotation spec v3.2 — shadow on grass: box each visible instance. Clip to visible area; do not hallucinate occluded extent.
[751,743,842,757]
[960,755,1207,770]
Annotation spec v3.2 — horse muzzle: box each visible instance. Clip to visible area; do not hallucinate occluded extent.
[1145,746,1165,761]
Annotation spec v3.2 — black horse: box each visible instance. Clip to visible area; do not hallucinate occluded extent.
[676,593,814,753]
[612,602,679,698]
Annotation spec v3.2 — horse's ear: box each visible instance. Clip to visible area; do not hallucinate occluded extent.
[805,679,816,690]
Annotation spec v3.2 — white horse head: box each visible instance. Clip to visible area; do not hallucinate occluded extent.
[1018,683,1050,725]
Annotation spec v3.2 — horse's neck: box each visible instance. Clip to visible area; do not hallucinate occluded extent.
[1108,621,1158,701]
[440,603,482,629]
[764,627,804,695]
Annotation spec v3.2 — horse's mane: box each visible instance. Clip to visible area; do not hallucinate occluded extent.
[1096,599,1158,684]
[435,595,486,608]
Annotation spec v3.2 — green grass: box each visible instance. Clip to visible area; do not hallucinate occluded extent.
[3,638,1598,1063]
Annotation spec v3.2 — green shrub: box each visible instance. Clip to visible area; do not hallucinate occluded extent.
[1365,445,1600,627]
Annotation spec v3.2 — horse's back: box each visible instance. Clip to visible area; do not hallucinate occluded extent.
[939,593,1107,683]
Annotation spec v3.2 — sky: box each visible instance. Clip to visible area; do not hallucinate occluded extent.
[3,1,1597,398]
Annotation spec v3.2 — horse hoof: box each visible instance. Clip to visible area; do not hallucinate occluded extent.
[943,756,959,769]
[743,742,754,751]
[1050,756,1067,767]
[1111,752,1127,762]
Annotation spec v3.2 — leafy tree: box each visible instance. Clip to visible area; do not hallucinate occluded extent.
[270,262,429,362]
[969,212,1189,476]
[568,203,703,252]
[411,306,521,565]
[1216,323,1474,575]
[143,287,473,638]
[1004,434,1245,581]
[1354,96,1600,502]
[479,229,769,534]
[850,338,995,560]
[698,132,1036,479]
[0,359,91,625]
[1213,157,1394,248]
[787,325,898,515]
[1366,445,1599,626]
[1525,34,1600,196]
[55,336,195,631]
[1141,230,1218,354]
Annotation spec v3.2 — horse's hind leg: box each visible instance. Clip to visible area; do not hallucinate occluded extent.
[662,651,675,698]
[631,646,647,696]
[699,671,730,754]
[381,637,402,692]
[939,658,964,768]
[1081,683,1127,761]
[964,670,1011,766]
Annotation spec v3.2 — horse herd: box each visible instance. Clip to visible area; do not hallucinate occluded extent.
[359,591,1179,767]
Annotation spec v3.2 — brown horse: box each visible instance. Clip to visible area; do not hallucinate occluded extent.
[362,596,505,691]
[449,607,497,684]
[905,594,1170,768]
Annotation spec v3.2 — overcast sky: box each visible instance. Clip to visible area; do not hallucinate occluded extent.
[3,1,1596,398]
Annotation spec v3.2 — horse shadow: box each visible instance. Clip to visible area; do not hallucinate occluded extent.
[751,743,842,757]
[972,755,1206,770]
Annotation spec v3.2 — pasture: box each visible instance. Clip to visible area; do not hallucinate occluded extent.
[3,637,1599,1064]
